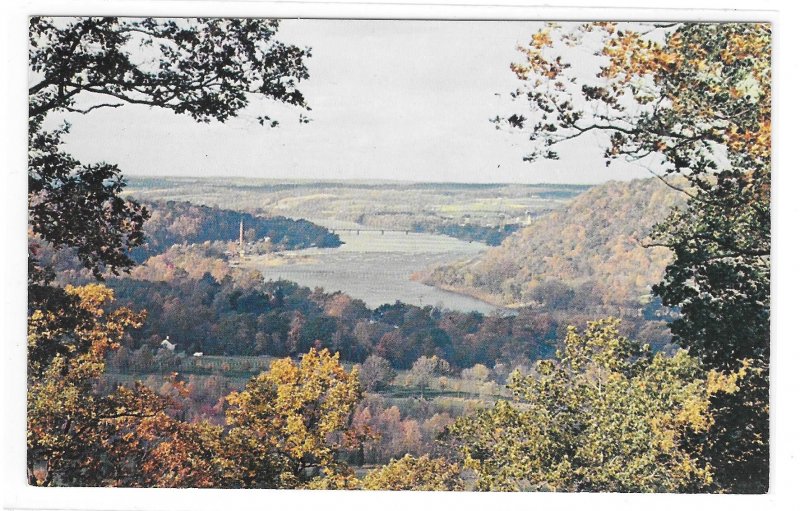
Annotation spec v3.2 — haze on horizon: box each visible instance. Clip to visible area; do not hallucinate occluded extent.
[46,19,662,185]
[124,174,597,187]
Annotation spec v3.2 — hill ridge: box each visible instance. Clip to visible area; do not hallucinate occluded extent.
[422,177,686,309]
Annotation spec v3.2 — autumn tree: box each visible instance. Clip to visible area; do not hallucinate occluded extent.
[461,363,491,382]
[362,454,464,491]
[408,355,450,396]
[500,22,770,492]
[27,284,159,486]
[135,418,228,488]
[221,349,362,488]
[358,354,396,392]
[445,318,745,492]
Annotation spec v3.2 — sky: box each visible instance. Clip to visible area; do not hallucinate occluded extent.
[50,19,658,185]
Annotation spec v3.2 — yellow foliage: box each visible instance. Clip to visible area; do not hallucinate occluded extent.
[27,284,152,486]
[362,454,464,491]
[222,348,362,488]
[448,318,739,492]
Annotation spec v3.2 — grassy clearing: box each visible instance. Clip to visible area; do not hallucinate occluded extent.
[439,199,531,214]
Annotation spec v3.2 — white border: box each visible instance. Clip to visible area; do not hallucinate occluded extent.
[3,1,797,511]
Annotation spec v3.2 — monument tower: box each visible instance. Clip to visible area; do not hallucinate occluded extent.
[238,217,245,256]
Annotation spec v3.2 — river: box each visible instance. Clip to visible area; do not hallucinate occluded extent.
[244,219,501,314]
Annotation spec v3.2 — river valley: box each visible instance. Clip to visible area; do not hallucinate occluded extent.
[243,218,500,314]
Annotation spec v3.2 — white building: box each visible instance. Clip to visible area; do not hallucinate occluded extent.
[160,335,176,351]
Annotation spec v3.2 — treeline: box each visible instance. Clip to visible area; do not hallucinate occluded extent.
[341,213,521,245]
[425,177,685,308]
[129,200,341,262]
[422,222,520,246]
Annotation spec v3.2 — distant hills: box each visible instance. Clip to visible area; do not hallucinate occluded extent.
[124,176,590,246]
[422,177,686,310]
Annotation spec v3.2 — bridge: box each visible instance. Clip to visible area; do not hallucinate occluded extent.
[330,228,411,235]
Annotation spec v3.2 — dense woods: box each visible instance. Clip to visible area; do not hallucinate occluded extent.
[109,245,558,368]
[26,19,770,493]
[446,318,741,492]
[95,240,671,371]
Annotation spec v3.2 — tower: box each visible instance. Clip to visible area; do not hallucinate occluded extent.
[238,217,245,257]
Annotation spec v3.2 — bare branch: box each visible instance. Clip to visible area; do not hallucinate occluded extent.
[64,103,125,114]
[647,170,697,199]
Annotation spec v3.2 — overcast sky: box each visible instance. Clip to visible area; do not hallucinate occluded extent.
[51,19,657,185]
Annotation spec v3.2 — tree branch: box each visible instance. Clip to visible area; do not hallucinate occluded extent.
[647,170,697,199]
[64,102,125,114]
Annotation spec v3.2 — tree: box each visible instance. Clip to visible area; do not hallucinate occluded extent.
[358,354,396,392]
[407,355,450,396]
[461,363,490,382]
[28,16,311,278]
[135,417,228,488]
[500,22,770,492]
[501,21,770,361]
[221,349,362,488]
[445,318,745,492]
[362,454,464,491]
[27,284,159,486]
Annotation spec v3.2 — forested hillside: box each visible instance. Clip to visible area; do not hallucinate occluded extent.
[103,242,672,368]
[129,200,341,261]
[31,200,341,283]
[424,177,686,309]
